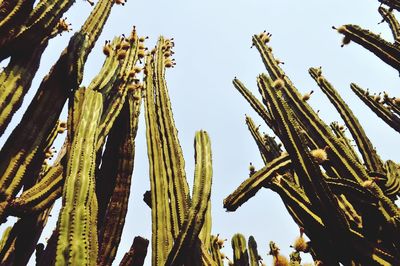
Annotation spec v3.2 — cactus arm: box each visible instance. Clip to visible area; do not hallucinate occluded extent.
[330,122,361,163]
[384,160,400,200]
[55,88,102,266]
[144,53,173,266]
[80,0,113,49]
[245,115,273,164]
[336,24,400,71]
[153,37,190,236]
[350,83,400,133]
[0,40,49,136]
[378,0,400,12]
[309,67,384,173]
[248,236,259,266]
[7,165,63,217]
[233,78,274,129]
[96,90,142,266]
[198,200,212,250]
[271,178,322,227]
[164,130,213,266]
[0,205,53,265]
[96,32,142,150]
[324,176,378,204]
[209,235,224,266]
[231,233,249,266]
[119,236,149,266]
[87,38,121,94]
[223,153,291,211]
[378,6,400,45]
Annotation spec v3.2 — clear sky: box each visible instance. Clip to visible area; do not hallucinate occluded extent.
[1,0,400,265]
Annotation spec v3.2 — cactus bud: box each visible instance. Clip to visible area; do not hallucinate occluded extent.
[310,147,328,164]
[302,90,314,101]
[272,78,284,89]
[249,162,256,176]
[117,50,127,60]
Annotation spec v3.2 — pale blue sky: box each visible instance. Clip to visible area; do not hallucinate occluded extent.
[1,0,399,265]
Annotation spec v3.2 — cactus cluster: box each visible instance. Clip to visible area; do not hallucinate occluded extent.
[0,1,150,264]
[224,3,400,266]
[1,0,400,265]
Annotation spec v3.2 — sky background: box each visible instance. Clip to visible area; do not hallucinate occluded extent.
[1,0,400,265]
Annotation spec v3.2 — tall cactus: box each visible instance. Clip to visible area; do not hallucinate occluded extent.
[143,36,215,266]
[225,23,400,265]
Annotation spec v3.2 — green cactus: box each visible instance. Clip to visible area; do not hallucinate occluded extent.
[55,88,102,266]
[225,25,400,265]
[143,36,215,265]
[350,83,400,133]
[231,233,249,266]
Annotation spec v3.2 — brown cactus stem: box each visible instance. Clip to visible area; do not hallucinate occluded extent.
[0,206,52,266]
[0,0,35,41]
[351,83,400,133]
[378,6,400,45]
[0,0,75,60]
[97,90,142,266]
[336,24,400,72]
[36,229,58,266]
[119,236,149,266]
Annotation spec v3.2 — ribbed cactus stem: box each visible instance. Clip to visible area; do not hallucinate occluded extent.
[96,90,142,266]
[231,233,249,266]
[335,24,400,71]
[378,6,400,45]
[350,83,400,133]
[55,88,102,266]
[223,153,291,211]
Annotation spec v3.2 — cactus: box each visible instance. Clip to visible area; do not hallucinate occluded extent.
[0,0,116,206]
[54,88,102,266]
[331,3,400,136]
[143,36,215,265]
[0,0,148,263]
[225,24,400,265]
[119,236,149,266]
[231,233,249,266]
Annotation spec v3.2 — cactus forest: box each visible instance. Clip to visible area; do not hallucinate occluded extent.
[0,0,399,265]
